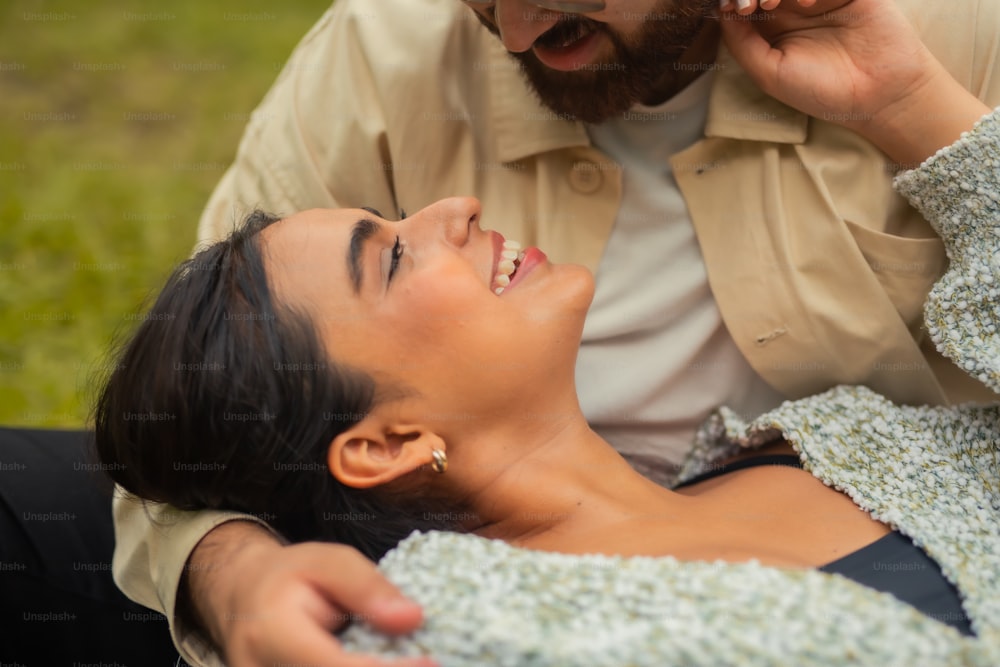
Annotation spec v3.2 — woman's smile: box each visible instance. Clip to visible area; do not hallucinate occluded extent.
[490,233,524,294]
[489,233,549,295]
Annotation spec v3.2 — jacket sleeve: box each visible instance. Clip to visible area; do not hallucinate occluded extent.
[111,492,277,666]
[893,108,1000,395]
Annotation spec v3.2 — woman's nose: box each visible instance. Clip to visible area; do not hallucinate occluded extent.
[413,197,481,247]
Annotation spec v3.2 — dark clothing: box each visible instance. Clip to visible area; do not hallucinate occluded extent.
[0,427,180,665]
[675,454,973,636]
[821,530,973,635]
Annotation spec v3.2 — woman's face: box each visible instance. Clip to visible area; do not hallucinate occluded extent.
[262,197,595,427]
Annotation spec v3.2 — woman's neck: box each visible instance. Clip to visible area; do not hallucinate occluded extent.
[453,416,691,548]
[448,420,891,569]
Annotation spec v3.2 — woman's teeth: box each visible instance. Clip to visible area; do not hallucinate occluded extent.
[494,239,525,295]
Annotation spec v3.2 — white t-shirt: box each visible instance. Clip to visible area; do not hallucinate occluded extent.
[579,73,784,480]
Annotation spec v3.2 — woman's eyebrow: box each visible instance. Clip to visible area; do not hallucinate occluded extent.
[360,206,383,218]
[348,217,380,294]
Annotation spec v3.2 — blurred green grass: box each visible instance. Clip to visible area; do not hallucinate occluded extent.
[0,0,332,427]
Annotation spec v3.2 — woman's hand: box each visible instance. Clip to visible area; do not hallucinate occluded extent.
[185,521,436,667]
[720,0,991,166]
[719,0,939,133]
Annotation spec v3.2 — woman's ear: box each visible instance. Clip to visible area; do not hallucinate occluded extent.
[327,416,446,489]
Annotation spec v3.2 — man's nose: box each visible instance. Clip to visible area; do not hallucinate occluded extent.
[494,0,561,53]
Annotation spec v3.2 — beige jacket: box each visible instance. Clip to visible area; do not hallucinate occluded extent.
[110,0,1000,663]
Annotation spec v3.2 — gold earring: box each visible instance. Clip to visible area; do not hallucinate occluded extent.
[430,449,448,474]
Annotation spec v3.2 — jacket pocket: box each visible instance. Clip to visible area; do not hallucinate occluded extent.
[843,218,947,330]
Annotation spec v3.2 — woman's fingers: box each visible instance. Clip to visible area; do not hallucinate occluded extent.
[721,0,826,15]
[719,11,783,96]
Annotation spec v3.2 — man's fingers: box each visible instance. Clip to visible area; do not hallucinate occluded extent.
[362,596,427,634]
[293,587,436,667]
[233,609,436,667]
[297,544,425,635]
[334,654,439,667]
[221,542,434,667]
[293,622,437,667]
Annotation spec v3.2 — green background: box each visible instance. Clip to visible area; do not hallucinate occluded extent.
[0,0,332,427]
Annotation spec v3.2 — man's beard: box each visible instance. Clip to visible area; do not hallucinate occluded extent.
[480,0,716,124]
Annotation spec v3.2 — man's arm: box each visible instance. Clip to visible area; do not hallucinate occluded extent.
[111,494,277,666]
[180,522,432,667]
[113,495,431,667]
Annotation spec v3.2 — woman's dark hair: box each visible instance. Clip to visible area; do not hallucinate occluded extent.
[94,211,455,560]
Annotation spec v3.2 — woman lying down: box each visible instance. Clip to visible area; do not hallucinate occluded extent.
[95,3,999,665]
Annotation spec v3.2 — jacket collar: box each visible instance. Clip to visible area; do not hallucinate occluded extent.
[703,45,809,143]
[487,41,591,163]
[488,41,808,163]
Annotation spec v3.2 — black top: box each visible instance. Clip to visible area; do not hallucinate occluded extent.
[674,455,974,636]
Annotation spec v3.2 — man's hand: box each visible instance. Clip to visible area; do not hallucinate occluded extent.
[720,0,991,166]
[184,521,436,667]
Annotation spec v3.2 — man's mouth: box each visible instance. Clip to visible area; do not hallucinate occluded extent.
[531,19,602,71]
[536,18,597,50]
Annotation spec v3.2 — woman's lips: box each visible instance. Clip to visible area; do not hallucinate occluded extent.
[488,231,545,295]
[503,247,547,293]
[532,27,603,72]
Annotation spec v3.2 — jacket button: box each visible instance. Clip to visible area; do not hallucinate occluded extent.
[569,160,603,194]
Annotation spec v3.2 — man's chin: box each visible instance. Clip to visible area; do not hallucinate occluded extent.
[513,52,675,125]
[511,31,707,122]
[497,0,715,124]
